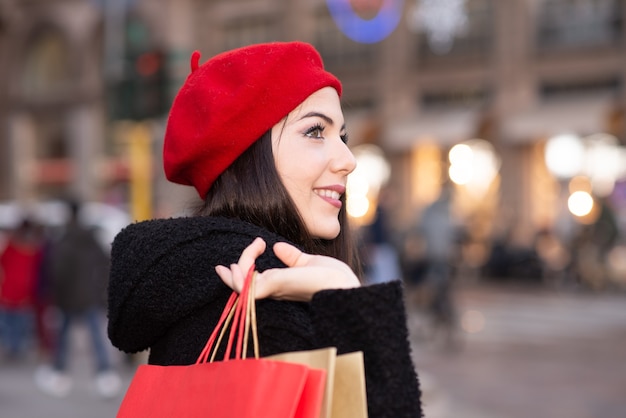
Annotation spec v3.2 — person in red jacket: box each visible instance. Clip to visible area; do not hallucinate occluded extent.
[0,217,44,359]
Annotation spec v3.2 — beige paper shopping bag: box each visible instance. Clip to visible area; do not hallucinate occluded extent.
[331,351,367,418]
[267,348,368,418]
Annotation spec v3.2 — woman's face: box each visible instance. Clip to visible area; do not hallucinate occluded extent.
[272,87,356,239]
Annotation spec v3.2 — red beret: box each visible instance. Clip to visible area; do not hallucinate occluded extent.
[163,41,342,198]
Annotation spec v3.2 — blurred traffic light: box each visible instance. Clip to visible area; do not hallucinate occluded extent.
[109,48,168,121]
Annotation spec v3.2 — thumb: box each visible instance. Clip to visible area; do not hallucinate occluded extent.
[273,242,309,267]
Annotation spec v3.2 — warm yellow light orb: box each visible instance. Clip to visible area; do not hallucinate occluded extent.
[568,191,594,217]
[347,195,370,219]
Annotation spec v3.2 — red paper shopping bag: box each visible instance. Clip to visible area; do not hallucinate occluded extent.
[117,266,326,418]
[117,359,323,417]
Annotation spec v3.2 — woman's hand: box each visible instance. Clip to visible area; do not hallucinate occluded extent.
[215,237,360,302]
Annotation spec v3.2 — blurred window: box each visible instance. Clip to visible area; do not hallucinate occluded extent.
[20,29,71,100]
[342,97,377,113]
[537,0,623,50]
[415,0,494,68]
[421,88,490,111]
[222,17,281,52]
[35,117,67,159]
[540,77,620,102]
[314,11,376,72]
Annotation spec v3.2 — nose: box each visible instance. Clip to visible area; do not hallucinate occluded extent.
[330,140,357,175]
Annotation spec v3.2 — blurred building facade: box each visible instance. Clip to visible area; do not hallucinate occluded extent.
[1,0,625,281]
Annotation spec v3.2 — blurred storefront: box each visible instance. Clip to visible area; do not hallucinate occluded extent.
[1,0,625,286]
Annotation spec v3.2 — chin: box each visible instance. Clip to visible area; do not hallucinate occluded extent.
[312,226,341,240]
[306,215,341,240]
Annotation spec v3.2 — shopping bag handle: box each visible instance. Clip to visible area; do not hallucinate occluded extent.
[196,265,259,364]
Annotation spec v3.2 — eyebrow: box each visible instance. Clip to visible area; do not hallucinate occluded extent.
[298,111,346,131]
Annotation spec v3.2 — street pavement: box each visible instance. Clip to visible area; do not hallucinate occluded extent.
[0,321,136,418]
[1,282,625,418]
[409,283,626,418]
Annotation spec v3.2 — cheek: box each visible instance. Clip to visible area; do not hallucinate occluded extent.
[281,170,313,201]
[274,140,328,199]
[275,158,310,207]
[277,151,321,188]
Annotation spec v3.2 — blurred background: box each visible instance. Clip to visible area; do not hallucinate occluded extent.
[0,0,625,417]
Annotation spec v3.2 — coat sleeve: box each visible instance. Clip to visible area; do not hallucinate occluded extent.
[107,217,291,356]
[107,219,238,353]
[309,280,422,418]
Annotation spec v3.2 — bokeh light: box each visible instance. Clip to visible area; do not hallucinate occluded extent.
[567,191,594,217]
[583,133,622,197]
[346,194,370,218]
[448,139,500,195]
[544,133,585,179]
[346,145,390,222]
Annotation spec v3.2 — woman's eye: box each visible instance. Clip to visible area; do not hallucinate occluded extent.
[305,125,324,139]
[340,132,349,144]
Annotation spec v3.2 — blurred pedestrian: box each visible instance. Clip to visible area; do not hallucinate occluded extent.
[572,196,620,290]
[32,228,57,360]
[0,217,44,360]
[35,198,121,399]
[362,195,402,284]
[420,185,459,346]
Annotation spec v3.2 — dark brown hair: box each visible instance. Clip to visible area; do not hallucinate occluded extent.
[193,130,361,275]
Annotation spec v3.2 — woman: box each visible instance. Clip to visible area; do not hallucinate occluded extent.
[108,42,422,417]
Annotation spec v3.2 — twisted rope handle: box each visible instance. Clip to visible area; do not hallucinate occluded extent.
[195,264,258,364]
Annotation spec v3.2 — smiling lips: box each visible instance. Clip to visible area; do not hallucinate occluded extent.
[314,185,345,208]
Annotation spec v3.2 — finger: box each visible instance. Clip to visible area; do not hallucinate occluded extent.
[215,264,234,290]
[257,266,349,302]
[215,263,248,293]
[273,242,310,267]
[258,267,316,301]
[237,237,267,273]
[220,267,272,300]
[230,263,246,293]
[248,270,272,300]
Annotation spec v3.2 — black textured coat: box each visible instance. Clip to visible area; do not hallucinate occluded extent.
[108,216,422,417]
